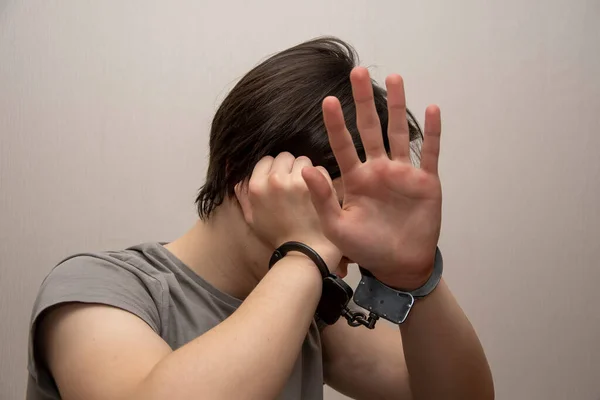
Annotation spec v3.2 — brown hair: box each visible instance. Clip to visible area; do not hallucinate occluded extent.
[196,37,422,219]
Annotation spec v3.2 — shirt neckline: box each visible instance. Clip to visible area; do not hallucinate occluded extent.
[151,242,243,309]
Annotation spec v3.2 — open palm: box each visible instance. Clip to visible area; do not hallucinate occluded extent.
[302,67,442,290]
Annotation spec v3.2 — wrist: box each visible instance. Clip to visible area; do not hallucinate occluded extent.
[307,243,342,272]
[271,253,324,280]
[267,255,324,305]
[375,265,434,291]
[374,249,441,291]
[275,239,342,274]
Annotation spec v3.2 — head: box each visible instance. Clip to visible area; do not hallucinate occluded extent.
[196,36,423,220]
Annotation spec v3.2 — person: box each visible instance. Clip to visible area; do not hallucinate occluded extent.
[27,37,494,400]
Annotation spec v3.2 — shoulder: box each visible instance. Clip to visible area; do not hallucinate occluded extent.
[28,242,175,399]
[43,242,178,300]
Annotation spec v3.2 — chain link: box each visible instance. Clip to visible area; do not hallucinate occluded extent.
[341,307,379,329]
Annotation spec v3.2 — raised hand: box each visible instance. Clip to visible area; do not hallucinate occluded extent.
[302,67,443,290]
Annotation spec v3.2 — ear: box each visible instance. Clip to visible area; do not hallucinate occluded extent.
[234,181,253,225]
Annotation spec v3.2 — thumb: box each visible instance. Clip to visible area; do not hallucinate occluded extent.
[301,166,341,230]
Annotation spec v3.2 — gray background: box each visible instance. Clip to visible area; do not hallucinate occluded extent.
[1,1,599,399]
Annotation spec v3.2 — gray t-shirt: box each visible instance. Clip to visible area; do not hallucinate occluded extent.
[27,242,324,400]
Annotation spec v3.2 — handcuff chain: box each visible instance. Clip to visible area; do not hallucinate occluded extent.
[340,307,379,329]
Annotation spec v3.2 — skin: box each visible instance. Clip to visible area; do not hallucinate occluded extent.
[38,67,494,399]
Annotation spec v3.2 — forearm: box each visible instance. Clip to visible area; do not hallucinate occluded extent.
[399,279,494,400]
[135,255,324,400]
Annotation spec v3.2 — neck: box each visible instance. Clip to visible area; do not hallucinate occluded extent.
[164,201,270,300]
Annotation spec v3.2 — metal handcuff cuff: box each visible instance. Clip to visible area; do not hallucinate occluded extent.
[269,241,443,329]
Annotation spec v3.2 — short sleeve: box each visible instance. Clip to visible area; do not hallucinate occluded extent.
[27,255,163,398]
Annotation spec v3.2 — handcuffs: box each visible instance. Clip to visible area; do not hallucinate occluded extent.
[269,241,443,329]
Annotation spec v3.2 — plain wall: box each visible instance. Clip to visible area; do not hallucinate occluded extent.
[1,1,599,399]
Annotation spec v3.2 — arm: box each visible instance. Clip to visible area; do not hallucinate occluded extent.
[399,279,493,399]
[42,152,341,400]
[321,279,493,400]
[301,67,494,399]
[41,253,328,400]
[322,310,411,400]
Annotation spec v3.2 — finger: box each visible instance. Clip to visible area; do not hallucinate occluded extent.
[291,156,313,177]
[421,105,442,174]
[270,152,295,174]
[252,156,274,179]
[315,166,333,187]
[315,166,340,205]
[385,74,410,162]
[322,96,360,175]
[350,67,385,159]
[302,166,342,231]
[248,156,274,197]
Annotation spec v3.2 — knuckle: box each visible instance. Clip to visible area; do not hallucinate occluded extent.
[276,152,295,162]
[259,155,274,164]
[254,156,273,171]
[247,181,263,197]
[295,155,312,165]
[267,173,286,190]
